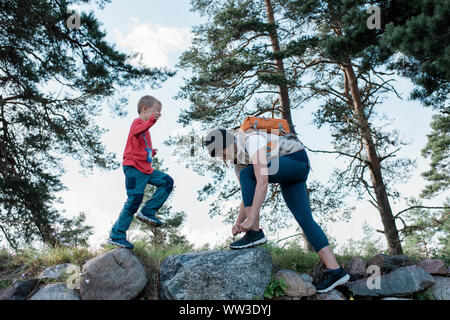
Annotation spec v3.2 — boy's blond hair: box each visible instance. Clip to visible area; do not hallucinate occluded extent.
[137,95,161,114]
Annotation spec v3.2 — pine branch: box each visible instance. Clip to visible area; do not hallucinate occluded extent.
[394,206,450,218]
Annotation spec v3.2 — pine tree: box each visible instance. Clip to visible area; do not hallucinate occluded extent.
[277,0,416,254]
[400,198,449,258]
[381,0,449,110]
[0,0,172,249]
[420,113,450,198]
[379,0,449,200]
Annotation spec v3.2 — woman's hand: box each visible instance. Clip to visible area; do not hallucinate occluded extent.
[232,224,242,236]
[239,219,254,232]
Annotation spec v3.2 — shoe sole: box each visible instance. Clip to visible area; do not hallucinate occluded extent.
[229,236,267,250]
[107,239,133,249]
[316,274,350,293]
[136,214,162,227]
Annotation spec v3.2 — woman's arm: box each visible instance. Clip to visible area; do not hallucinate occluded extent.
[232,173,247,235]
[232,201,247,235]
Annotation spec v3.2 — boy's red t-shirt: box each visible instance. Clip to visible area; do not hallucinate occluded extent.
[122,115,157,174]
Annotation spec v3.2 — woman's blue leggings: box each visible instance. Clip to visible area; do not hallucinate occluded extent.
[239,149,329,252]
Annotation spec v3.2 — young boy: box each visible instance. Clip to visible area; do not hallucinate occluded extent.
[108,95,174,249]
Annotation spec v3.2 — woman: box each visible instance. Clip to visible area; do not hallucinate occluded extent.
[205,128,350,293]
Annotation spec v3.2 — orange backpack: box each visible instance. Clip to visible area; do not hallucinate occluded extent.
[239,116,290,136]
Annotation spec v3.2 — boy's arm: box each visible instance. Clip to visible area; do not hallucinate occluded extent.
[130,114,157,136]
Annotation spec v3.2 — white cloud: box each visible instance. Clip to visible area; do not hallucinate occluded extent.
[114,20,192,68]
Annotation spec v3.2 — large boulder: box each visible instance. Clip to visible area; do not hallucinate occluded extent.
[345,265,435,297]
[417,259,448,276]
[367,254,414,275]
[80,248,147,300]
[0,279,40,300]
[159,247,272,300]
[431,276,450,300]
[38,263,79,280]
[29,283,80,300]
[345,257,368,281]
[274,269,316,297]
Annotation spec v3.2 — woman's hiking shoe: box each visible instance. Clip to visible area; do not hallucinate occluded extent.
[136,213,162,227]
[315,267,350,293]
[229,229,267,249]
[107,238,134,249]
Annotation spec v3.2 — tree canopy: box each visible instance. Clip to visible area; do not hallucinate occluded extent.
[0,0,172,249]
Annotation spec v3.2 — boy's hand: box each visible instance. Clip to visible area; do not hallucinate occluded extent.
[153,112,161,120]
[153,148,158,156]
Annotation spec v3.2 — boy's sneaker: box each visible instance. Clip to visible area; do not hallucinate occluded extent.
[229,229,267,250]
[315,267,350,293]
[136,213,162,227]
[107,238,134,249]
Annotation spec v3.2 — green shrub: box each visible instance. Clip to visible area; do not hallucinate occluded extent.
[264,276,288,300]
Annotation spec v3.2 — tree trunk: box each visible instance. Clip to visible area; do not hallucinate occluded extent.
[264,0,296,134]
[343,63,403,255]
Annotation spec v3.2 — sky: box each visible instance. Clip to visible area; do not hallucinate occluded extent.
[51,0,448,252]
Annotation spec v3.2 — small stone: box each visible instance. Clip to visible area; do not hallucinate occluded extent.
[345,257,368,281]
[38,263,79,280]
[312,260,329,284]
[0,279,40,300]
[417,259,448,275]
[367,254,414,275]
[274,270,316,297]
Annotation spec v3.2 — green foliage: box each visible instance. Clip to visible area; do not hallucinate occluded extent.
[0,0,172,249]
[52,212,94,247]
[12,245,95,271]
[421,113,450,198]
[381,0,449,110]
[263,242,319,274]
[400,198,449,259]
[0,278,13,290]
[263,275,288,300]
[412,288,436,300]
[339,221,386,258]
